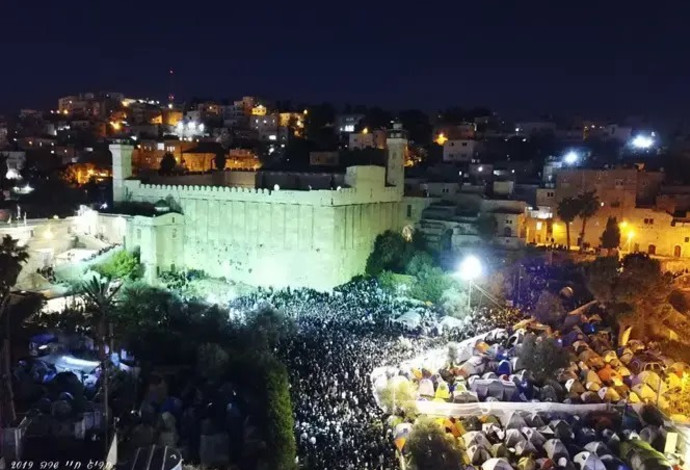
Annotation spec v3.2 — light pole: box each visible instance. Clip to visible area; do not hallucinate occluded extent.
[457,255,483,310]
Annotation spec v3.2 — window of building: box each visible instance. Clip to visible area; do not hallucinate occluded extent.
[406,205,412,218]
[685,237,689,243]
[172,229,177,239]
[461,142,468,147]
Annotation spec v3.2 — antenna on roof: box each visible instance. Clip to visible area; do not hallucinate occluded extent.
[168,68,175,106]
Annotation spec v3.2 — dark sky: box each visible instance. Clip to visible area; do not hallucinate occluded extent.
[3,1,690,119]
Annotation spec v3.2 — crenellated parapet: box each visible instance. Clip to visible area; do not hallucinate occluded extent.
[124,179,401,206]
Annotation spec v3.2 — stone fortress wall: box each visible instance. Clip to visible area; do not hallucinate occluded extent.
[107,127,410,290]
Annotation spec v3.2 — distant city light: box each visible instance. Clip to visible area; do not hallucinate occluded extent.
[435,133,448,145]
[563,151,579,165]
[631,135,654,149]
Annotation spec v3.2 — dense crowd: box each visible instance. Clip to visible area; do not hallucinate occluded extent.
[230,280,524,470]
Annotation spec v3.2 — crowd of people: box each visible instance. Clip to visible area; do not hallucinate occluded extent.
[230,279,524,470]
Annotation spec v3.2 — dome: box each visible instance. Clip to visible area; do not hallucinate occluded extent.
[154,199,171,213]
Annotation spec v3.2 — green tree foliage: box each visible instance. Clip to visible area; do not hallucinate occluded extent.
[556,197,580,249]
[576,190,600,247]
[476,214,498,241]
[0,235,29,425]
[584,253,675,341]
[260,357,297,470]
[159,152,176,175]
[93,249,142,280]
[244,307,295,350]
[407,417,465,470]
[409,264,452,304]
[585,256,619,304]
[518,334,569,383]
[600,216,621,251]
[439,286,469,318]
[533,290,566,327]
[366,230,413,276]
[197,342,230,380]
[213,151,226,171]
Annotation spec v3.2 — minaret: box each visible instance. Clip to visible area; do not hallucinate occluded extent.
[385,121,407,195]
[110,143,133,203]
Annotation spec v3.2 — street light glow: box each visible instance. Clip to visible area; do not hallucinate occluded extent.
[564,151,579,165]
[631,135,654,149]
[457,255,483,281]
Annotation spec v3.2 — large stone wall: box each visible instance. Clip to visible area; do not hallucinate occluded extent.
[118,167,404,290]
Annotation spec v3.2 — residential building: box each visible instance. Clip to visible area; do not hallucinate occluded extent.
[348,130,386,150]
[443,139,478,162]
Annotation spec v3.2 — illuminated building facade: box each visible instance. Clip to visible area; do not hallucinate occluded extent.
[97,124,410,289]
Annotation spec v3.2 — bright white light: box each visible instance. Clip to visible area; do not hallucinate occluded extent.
[631,135,654,149]
[457,255,483,281]
[344,124,355,132]
[187,122,196,130]
[100,202,108,209]
[5,169,20,180]
[175,122,183,131]
[477,166,483,172]
[564,151,579,165]
[199,123,205,132]
[268,135,277,141]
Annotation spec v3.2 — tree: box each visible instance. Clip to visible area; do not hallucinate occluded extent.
[213,151,226,171]
[406,417,464,470]
[159,152,176,175]
[80,274,122,439]
[197,343,230,380]
[600,216,621,252]
[576,190,600,248]
[556,197,580,249]
[366,231,410,276]
[476,214,498,241]
[533,290,566,327]
[260,357,296,470]
[93,249,141,280]
[409,264,452,304]
[0,235,29,425]
[518,334,569,383]
[585,256,619,304]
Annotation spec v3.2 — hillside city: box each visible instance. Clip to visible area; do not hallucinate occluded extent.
[0,92,689,470]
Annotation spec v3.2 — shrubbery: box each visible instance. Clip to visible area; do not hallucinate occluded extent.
[93,248,142,280]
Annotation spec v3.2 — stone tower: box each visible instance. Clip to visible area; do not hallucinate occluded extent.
[110,143,133,203]
[385,122,407,194]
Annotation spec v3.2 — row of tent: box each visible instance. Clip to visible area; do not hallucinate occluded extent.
[378,314,690,415]
[389,408,676,470]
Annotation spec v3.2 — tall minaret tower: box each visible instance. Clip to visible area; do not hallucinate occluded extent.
[110,143,133,203]
[385,121,407,195]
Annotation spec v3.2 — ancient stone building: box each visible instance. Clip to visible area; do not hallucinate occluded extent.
[101,124,412,290]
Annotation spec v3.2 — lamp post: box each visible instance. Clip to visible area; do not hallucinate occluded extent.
[457,255,483,309]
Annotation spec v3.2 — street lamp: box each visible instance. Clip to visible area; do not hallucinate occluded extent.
[563,151,579,165]
[631,135,654,149]
[457,255,483,309]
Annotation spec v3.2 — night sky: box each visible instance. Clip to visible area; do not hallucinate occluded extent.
[4,1,690,119]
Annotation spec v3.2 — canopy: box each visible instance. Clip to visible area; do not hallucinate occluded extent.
[483,458,514,470]
[574,451,607,470]
[418,378,434,397]
[544,439,569,460]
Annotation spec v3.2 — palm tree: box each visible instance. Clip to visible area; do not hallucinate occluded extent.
[80,274,121,444]
[556,197,580,250]
[0,235,29,426]
[576,190,600,249]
